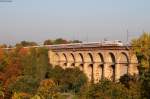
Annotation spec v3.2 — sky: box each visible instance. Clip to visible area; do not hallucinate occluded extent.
[0,0,150,45]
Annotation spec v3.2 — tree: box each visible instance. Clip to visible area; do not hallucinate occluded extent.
[47,66,87,93]
[44,39,53,45]
[61,68,87,93]
[8,47,50,94]
[140,70,150,98]
[21,47,49,80]
[131,32,150,70]
[9,75,40,94]
[0,84,4,99]
[119,74,141,98]
[16,41,38,47]
[12,92,31,99]
[0,48,7,71]
[0,47,26,99]
[119,74,135,88]
[35,79,58,99]
[69,40,82,43]
[84,79,128,99]
[53,38,69,44]
[47,66,64,86]
[80,78,141,99]
[0,44,7,48]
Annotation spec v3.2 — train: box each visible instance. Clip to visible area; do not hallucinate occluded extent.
[1,40,124,50]
[102,40,123,46]
[46,40,124,49]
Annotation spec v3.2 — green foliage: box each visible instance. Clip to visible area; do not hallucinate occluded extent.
[44,39,53,45]
[16,41,38,47]
[80,79,141,99]
[9,75,40,94]
[119,74,136,88]
[22,48,49,80]
[61,68,87,93]
[119,74,141,98]
[47,66,87,93]
[2,35,150,99]
[47,66,64,86]
[69,40,82,43]
[0,60,7,71]
[131,32,150,69]
[0,50,8,71]
[9,47,50,94]
[44,39,82,45]
[131,32,150,98]
[53,38,69,44]
[140,70,150,98]
[6,47,87,97]
[84,79,127,99]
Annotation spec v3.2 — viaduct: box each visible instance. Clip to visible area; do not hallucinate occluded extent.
[48,43,139,83]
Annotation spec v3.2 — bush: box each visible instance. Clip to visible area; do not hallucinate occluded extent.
[35,79,58,99]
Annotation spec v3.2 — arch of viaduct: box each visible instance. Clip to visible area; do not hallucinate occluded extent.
[48,46,138,83]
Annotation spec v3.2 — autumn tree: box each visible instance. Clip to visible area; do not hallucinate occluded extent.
[0,47,27,98]
[0,48,6,71]
[131,32,150,70]
[12,92,31,99]
[35,79,58,99]
[0,84,4,99]
[0,44,7,48]
[9,47,50,94]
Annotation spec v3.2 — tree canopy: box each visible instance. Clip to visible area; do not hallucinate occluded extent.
[131,32,150,69]
[16,41,38,47]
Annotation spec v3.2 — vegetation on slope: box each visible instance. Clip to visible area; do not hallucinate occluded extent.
[0,33,149,98]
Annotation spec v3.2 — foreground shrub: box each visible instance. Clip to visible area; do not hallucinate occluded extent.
[35,79,58,99]
[80,79,141,99]
[12,92,31,99]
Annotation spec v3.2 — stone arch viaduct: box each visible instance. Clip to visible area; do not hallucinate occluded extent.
[48,43,138,83]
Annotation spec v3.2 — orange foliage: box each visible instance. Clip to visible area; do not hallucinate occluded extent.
[0,61,22,86]
[0,48,4,61]
[0,48,23,91]
[18,48,29,56]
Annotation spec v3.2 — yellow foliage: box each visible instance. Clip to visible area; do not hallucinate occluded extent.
[36,79,58,99]
[12,92,31,99]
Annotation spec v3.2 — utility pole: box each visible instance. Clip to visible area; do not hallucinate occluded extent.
[126,29,129,45]
[72,32,75,41]
[86,33,89,43]
[142,29,145,33]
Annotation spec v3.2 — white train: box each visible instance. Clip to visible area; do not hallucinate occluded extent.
[102,40,123,46]
[46,40,124,49]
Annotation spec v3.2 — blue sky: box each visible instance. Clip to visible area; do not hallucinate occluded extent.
[0,0,150,45]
